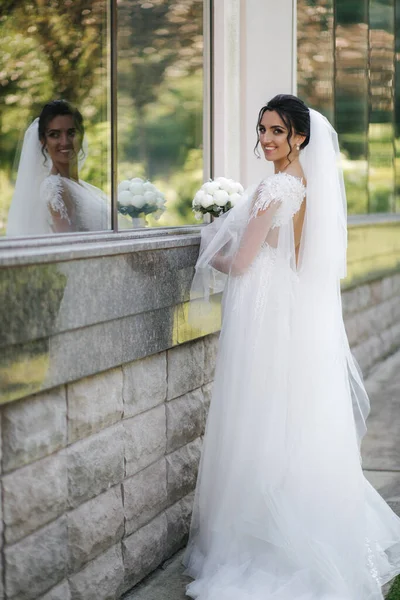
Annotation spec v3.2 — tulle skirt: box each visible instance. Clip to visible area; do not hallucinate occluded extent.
[183,245,400,600]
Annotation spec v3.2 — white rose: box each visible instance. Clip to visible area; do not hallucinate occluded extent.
[229,192,241,207]
[202,181,220,194]
[131,194,146,209]
[193,190,206,208]
[118,180,131,193]
[130,177,143,183]
[234,181,244,193]
[227,179,239,194]
[200,193,214,209]
[213,189,230,207]
[143,190,157,206]
[118,190,133,206]
[216,177,236,193]
[215,177,231,192]
[143,181,157,193]
[129,181,144,195]
[194,212,203,221]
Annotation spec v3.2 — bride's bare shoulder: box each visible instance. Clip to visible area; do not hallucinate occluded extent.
[280,168,307,187]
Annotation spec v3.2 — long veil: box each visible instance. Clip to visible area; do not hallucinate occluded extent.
[298,109,370,448]
[6,118,52,236]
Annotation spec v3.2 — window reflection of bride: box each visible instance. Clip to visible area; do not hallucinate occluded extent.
[6,100,108,237]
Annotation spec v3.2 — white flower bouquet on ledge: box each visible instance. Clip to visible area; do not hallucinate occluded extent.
[192,177,244,219]
[118,177,166,221]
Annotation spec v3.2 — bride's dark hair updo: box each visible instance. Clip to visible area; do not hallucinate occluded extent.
[254,94,310,159]
[38,100,85,160]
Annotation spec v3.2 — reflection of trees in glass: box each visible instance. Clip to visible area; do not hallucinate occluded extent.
[297,0,334,121]
[0,0,107,108]
[335,0,368,213]
[298,0,399,215]
[0,263,67,402]
[395,0,400,210]
[0,0,110,235]
[368,0,395,212]
[117,0,204,226]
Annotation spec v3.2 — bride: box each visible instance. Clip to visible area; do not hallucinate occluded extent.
[6,99,108,236]
[184,95,400,599]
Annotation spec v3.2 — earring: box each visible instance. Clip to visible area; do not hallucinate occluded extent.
[296,144,300,151]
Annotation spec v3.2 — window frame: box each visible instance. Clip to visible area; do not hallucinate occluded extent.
[0,0,212,254]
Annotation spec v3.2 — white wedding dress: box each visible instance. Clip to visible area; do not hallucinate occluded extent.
[184,112,400,600]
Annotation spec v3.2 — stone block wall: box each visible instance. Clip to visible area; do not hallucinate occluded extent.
[0,271,399,600]
[343,272,400,375]
[0,333,218,600]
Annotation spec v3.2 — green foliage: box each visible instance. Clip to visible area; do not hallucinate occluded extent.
[0,170,14,235]
[387,576,400,600]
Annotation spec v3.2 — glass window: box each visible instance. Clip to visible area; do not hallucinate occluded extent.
[297,0,335,122]
[368,0,395,212]
[116,0,205,230]
[335,0,369,214]
[0,0,112,239]
[298,0,399,215]
[394,0,400,211]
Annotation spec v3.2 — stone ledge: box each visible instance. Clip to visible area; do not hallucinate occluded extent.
[0,228,201,267]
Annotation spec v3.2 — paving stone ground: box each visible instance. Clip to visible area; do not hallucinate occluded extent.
[124,350,400,599]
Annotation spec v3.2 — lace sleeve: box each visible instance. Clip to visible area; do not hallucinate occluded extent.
[212,195,280,276]
[40,175,71,225]
[250,173,305,226]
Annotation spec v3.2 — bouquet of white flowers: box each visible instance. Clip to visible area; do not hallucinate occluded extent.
[192,177,244,219]
[117,177,166,220]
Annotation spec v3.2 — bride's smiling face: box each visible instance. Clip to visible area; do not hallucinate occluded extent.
[42,115,82,165]
[258,110,300,164]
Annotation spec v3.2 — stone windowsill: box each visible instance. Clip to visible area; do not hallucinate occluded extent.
[0,226,201,267]
[1,214,400,268]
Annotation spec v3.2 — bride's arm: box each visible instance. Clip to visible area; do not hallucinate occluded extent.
[41,176,74,233]
[211,195,281,276]
[49,201,73,233]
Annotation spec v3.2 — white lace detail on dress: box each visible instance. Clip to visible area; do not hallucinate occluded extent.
[365,537,383,588]
[250,172,306,228]
[40,175,71,224]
